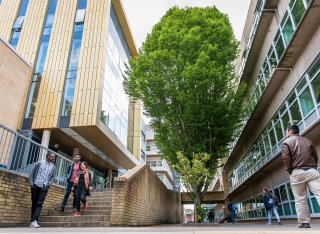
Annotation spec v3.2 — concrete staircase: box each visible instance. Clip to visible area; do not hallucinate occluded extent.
[40,189,113,227]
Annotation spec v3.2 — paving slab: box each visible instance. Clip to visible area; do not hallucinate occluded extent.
[0,223,320,234]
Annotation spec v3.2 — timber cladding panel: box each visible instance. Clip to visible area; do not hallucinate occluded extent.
[32,0,77,129]
[0,0,20,41]
[0,169,65,227]
[17,0,49,65]
[70,0,111,127]
[110,164,181,226]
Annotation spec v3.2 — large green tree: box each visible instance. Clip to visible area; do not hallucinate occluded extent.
[124,6,245,220]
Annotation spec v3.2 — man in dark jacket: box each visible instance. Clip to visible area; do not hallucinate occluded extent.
[28,152,55,228]
[282,124,320,228]
[56,153,81,211]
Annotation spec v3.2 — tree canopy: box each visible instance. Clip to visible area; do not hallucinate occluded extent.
[123,6,245,218]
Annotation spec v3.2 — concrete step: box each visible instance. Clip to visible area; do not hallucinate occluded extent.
[89,193,113,198]
[39,221,110,227]
[40,215,110,223]
[47,209,111,216]
[56,205,111,212]
[85,201,112,207]
[87,197,112,201]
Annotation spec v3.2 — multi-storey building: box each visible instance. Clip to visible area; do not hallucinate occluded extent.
[0,0,143,184]
[146,124,175,190]
[224,0,320,221]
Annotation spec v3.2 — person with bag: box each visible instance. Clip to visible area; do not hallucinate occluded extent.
[282,124,320,228]
[263,187,281,225]
[56,153,81,212]
[28,152,56,228]
[227,199,237,224]
[72,161,91,216]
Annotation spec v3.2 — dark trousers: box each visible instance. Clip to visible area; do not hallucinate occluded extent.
[230,210,236,223]
[61,181,76,209]
[75,186,87,212]
[31,185,48,222]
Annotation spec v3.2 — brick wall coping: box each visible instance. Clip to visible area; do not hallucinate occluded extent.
[0,168,66,189]
[0,36,31,66]
[114,163,146,182]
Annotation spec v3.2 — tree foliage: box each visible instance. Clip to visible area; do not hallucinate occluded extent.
[123,6,245,218]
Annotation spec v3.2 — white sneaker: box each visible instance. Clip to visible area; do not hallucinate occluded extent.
[30,220,40,228]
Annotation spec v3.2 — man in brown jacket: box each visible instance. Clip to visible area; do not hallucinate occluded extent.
[282,124,320,228]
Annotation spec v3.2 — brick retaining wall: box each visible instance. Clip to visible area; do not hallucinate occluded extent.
[0,169,65,227]
[110,164,181,226]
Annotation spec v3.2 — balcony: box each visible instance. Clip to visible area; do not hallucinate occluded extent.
[238,0,279,83]
[226,0,320,170]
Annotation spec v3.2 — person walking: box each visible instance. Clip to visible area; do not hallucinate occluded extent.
[28,152,56,228]
[262,187,281,225]
[73,161,91,216]
[228,200,237,224]
[56,153,81,212]
[207,209,214,223]
[282,124,320,228]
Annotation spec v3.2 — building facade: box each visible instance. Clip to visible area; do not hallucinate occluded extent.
[224,0,320,221]
[0,0,143,184]
[146,124,175,190]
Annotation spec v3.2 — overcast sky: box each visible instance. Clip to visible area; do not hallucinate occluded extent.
[121,0,252,49]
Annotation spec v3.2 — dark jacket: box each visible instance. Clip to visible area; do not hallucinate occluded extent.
[28,161,55,187]
[263,193,275,211]
[282,135,318,174]
[66,163,81,182]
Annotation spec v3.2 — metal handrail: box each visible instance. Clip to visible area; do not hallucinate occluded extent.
[93,177,110,192]
[0,123,73,187]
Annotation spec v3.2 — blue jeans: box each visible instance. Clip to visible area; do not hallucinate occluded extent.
[267,207,280,224]
[61,181,75,209]
[230,210,236,223]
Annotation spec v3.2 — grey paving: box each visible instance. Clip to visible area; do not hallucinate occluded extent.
[1,223,320,234]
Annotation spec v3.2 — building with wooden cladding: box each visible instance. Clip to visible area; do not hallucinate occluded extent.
[0,0,143,180]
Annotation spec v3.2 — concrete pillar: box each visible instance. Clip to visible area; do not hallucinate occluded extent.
[107,168,113,188]
[73,148,80,156]
[40,130,51,161]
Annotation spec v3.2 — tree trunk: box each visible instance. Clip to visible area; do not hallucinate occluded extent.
[193,193,201,223]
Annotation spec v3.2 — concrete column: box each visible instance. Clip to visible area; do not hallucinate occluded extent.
[107,169,113,188]
[40,130,51,161]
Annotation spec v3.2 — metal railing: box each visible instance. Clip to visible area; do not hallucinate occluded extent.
[0,123,73,187]
[93,177,110,192]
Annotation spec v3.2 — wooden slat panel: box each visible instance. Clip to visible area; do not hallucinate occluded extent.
[32,0,77,129]
[17,0,48,64]
[70,0,110,127]
[0,0,20,41]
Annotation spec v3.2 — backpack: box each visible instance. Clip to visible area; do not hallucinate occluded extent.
[231,203,238,212]
[272,195,279,207]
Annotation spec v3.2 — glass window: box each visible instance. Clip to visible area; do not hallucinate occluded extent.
[282,16,294,45]
[75,9,85,24]
[268,128,277,147]
[279,185,288,201]
[281,112,290,131]
[283,203,292,215]
[34,42,48,74]
[268,48,277,71]
[274,30,285,59]
[68,39,82,70]
[299,87,315,116]
[263,61,271,81]
[309,59,320,79]
[287,183,295,200]
[311,73,320,104]
[291,0,305,26]
[12,16,25,30]
[296,78,307,93]
[275,121,283,142]
[289,101,302,124]
[311,197,320,213]
[61,79,75,116]
[77,0,87,9]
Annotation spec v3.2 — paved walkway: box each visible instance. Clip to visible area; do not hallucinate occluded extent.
[0,223,320,234]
